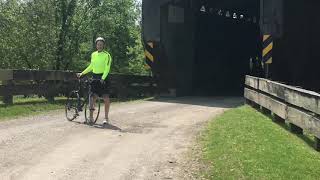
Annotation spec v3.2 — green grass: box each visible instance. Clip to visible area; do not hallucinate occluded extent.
[0,96,153,121]
[200,105,320,180]
[0,97,66,121]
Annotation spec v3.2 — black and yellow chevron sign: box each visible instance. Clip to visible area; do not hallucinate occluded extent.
[144,42,154,69]
[262,35,273,64]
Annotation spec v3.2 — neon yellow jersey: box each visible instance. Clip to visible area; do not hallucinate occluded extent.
[81,51,112,80]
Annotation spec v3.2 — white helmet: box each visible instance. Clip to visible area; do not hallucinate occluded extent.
[95,37,105,44]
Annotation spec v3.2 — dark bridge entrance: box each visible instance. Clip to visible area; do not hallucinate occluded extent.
[142,0,320,96]
[193,0,260,95]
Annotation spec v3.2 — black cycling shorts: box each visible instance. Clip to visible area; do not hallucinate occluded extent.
[91,73,110,96]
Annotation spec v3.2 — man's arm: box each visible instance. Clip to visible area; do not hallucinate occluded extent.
[80,54,94,76]
[80,63,93,76]
[102,54,112,80]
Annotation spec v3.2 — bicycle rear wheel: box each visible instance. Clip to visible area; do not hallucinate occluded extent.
[65,91,80,121]
[84,94,101,125]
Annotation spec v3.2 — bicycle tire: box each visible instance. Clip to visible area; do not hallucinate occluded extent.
[65,91,80,121]
[84,94,101,125]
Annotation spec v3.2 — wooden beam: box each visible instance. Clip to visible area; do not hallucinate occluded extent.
[256,77,320,116]
[0,82,72,96]
[258,93,287,119]
[258,78,286,100]
[287,106,320,138]
[245,75,259,89]
[13,70,77,81]
[246,76,320,150]
[0,70,156,103]
[0,70,13,81]
[244,88,259,103]
[284,87,320,116]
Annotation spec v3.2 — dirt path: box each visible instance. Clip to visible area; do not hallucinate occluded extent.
[0,97,242,180]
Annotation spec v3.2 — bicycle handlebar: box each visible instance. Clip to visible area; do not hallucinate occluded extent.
[77,77,100,82]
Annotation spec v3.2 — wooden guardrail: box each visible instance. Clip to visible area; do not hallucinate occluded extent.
[0,69,157,104]
[244,75,320,151]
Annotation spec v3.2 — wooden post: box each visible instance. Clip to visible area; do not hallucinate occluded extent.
[44,81,57,103]
[289,123,303,135]
[251,101,259,109]
[265,64,270,79]
[260,106,271,115]
[2,80,13,105]
[272,114,285,124]
[0,70,14,105]
[245,99,252,106]
[45,96,55,103]
[315,137,320,151]
[3,95,13,105]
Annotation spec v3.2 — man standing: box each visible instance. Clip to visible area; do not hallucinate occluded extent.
[78,37,112,124]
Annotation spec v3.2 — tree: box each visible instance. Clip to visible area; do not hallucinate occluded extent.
[0,0,149,75]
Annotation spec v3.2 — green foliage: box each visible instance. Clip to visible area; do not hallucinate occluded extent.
[0,0,148,75]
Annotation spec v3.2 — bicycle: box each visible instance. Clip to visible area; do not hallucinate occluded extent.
[65,77,102,125]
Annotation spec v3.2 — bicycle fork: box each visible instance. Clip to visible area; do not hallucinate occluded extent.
[88,93,94,121]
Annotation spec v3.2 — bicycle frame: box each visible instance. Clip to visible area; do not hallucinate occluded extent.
[65,77,101,123]
[76,78,100,112]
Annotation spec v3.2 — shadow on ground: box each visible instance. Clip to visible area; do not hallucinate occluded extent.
[148,96,244,108]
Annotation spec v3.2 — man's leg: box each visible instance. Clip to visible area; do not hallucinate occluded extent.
[89,94,97,121]
[103,95,110,123]
[92,95,97,109]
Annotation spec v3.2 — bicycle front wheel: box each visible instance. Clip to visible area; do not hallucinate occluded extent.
[65,91,80,121]
[84,94,101,125]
